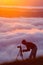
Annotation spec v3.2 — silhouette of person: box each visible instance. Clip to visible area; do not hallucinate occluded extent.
[22,40,37,59]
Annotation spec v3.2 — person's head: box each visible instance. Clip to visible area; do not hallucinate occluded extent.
[22,39,26,45]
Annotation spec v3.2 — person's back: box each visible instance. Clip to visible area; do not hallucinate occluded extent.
[25,42,37,50]
[22,40,37,59]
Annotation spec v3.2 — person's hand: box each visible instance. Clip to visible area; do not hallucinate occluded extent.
[22,49,30,52]
[28,48,30,51]
[22,50,25,52]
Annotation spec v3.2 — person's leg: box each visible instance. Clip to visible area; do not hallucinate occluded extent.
[29,50,33,59]
[29,47,37,59]
[32,47,37,58]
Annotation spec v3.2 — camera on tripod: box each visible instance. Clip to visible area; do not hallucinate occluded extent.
[16,45,23,59]
[17,46,21,48]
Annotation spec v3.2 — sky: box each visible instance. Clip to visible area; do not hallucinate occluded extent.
[0,0,43,6]
[0,0,43,18]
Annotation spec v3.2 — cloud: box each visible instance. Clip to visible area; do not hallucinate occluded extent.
[0,17,43,33]
[0,17,43,63]
[0,31,43,48]
[0,32,43,63]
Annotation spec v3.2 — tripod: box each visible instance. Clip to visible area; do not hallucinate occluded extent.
[16,45,23,60]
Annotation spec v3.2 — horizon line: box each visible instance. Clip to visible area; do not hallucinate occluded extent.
[0,6,43,9]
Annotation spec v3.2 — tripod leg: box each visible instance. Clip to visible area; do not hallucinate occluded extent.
[20,53,23,60]
[21,55,23,60]
[16,52,20,59]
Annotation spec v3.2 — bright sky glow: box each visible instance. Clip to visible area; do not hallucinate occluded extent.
[0,0,26,5]
[0,0,43,6]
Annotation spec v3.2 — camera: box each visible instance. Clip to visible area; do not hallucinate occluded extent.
[17,46,21,48]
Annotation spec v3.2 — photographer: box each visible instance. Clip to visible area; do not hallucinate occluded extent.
[22,40,37,59]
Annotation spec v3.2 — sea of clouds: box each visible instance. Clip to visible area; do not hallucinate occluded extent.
[0,17,43,63]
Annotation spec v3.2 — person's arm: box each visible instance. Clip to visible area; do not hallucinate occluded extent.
[22,49,30,52]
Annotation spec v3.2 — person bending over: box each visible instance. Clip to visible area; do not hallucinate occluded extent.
[22,40,37,59]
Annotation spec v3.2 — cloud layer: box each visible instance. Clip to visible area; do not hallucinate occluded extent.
[0,17,43,33]
[0,17,43,63]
